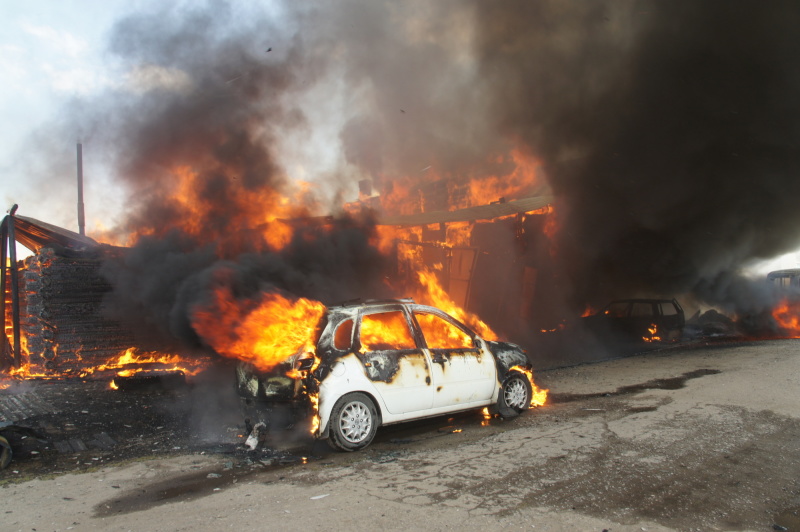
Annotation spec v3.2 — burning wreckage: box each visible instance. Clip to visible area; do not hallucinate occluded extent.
[0,201,551,462]
[4,178,800,464]
[236,298,547,451]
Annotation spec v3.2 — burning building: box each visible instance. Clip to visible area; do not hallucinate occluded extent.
[1,211,130,374]
[377,191,557,334]
[1,210,209,380]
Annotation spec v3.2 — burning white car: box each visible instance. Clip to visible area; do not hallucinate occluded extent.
[236,298,545,451]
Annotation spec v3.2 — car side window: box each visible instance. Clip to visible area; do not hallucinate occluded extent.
[631,302,653,317]
[334,319,354,350]
[414,312,473,349]
[605,302,629,317]
[360,311,416,351]
[661,303,678,316]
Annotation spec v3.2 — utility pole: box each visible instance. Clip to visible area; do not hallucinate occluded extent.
[77,143,85,236]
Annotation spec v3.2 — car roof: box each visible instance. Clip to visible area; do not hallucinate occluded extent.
[767,269,800,279]
[328,298,415,309]
[325,298,467,326]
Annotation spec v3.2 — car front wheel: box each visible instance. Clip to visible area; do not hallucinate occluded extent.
[328,392,380,451]
[496,372,532,418]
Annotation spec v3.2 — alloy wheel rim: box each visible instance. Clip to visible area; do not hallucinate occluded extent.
[505,379,527,409]
[339,401,372,443]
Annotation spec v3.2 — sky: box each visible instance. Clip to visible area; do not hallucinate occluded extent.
[1,0,798,279]
[0,0,311,240]
[1,1,133,230]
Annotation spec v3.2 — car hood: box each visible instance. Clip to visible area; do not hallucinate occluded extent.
[486,340,530,372]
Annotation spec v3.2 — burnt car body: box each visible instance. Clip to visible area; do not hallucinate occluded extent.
[583,298,685,344]
[236,299,533,451]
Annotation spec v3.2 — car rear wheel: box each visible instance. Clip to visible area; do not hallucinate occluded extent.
[328,392,380,451]
[496,372,532,418]
[0,435,11,469]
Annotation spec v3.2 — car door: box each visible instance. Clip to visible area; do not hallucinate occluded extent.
[412,310,496,409]
[628,301,657,339]
[355,308,433,415]
[657,300,685,340]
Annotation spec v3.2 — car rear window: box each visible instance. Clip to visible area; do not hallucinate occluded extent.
[334,319,354,350]
[661,303,678,316]
[360,311,416,351]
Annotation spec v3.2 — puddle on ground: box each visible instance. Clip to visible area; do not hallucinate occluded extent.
[548,368,721,404]
[94,440,331,517]
[774,505,800,531]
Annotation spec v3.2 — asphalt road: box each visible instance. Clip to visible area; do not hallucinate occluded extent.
[3,339,800,531]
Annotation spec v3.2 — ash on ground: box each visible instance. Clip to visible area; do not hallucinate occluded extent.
[0,363,320,478]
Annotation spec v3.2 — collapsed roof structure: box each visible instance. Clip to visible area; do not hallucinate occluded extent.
[1,207,133,373]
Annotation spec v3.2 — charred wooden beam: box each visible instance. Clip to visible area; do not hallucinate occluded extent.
[112,370,187,392]
[0,218,7,367]
[76,143,85,237]
[6,212,21,368]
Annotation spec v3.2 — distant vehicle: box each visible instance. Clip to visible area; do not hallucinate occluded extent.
[767,269,800,291]
[583,298,685,343]
[236,299,536,451]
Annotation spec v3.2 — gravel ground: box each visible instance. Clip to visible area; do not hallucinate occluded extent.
[3,339,800,531]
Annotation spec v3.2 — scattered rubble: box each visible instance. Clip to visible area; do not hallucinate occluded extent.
[0,372,317,477]
[684,308,739,338]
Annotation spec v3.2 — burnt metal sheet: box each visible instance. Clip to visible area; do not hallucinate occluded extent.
[11,214,99,253]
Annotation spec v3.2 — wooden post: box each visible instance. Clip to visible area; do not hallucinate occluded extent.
[6,215,21,367]
[77,143,85,236]
[0,217,7,366]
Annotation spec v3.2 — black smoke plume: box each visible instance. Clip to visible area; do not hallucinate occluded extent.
[44,0,800,352]
[471,1,800,316]
[90,2,395,352]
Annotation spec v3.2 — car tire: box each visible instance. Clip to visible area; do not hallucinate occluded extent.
[0,435,11,470]
[328,393,380,452]
[496,371,532,418]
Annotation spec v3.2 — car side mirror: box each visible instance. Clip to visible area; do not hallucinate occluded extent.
[296,352,315,371]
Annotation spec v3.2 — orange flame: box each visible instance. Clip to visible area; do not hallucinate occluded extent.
[772,299,800,337]
[416,312,474,348]
[121,165,313,252]
[360,311,417,352]
[80,347,209,377]
[642,323,662,343]
[413,268,497,341]
[2,346,209,387]
[510,365,548,407]
[309,387,320,435]
[191,288,326,372]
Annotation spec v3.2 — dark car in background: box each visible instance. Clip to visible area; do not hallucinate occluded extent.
[583,298,685,344]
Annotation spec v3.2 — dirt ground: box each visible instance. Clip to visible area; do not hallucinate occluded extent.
[3,339,800,531]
